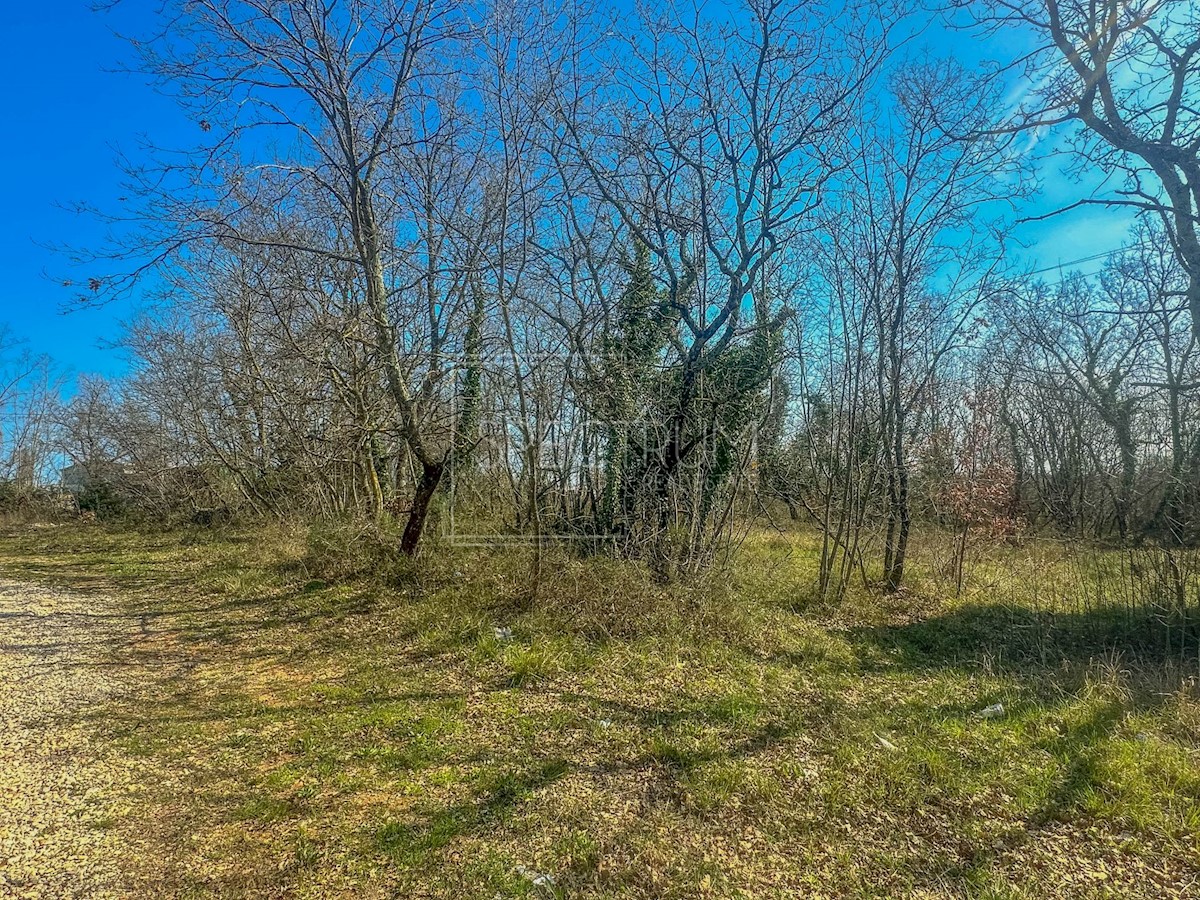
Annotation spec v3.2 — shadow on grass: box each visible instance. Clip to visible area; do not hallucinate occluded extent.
[849,601,1200,673]
[1035,698,1128,826]
[374,757,570,865]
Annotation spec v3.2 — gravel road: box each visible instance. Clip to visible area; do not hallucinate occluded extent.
[0,579,138,898]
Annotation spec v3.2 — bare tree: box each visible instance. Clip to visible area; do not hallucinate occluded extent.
[544,0,897,575]
[97,0,472,551]
[806,60,1019,591]
[0,327,60,493]
[964,0,1200,337]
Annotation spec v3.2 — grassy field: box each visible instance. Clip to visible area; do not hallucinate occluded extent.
[1,523,1198,898]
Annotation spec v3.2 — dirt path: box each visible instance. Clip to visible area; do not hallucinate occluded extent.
[0,578,139,898]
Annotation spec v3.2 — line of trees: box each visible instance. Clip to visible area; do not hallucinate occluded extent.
[4,0,1196,595]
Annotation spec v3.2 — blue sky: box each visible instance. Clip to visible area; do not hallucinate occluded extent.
[0,1,1137,381]
[0,0,187,377]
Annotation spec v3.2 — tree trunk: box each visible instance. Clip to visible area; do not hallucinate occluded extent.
[400,460,445,556]
[885,476,911,592]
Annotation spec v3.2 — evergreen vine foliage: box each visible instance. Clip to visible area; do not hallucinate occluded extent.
[582,243,782,577]
[591,242,679,542]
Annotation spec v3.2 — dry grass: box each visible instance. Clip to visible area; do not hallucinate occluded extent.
[0,522,1198,898]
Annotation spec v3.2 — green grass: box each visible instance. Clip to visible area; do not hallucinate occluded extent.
[0,522,1198,897]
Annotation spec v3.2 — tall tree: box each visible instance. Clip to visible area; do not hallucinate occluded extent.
[547,0,897,575]
[108,0,469,553]
[965,0,1200,337]
[828,61,1019,590]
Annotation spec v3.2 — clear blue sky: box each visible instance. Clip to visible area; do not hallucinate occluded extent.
[0,0,185,377]
[0,1,1135,381]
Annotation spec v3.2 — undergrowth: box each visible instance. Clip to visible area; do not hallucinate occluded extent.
[0,520,1197,898]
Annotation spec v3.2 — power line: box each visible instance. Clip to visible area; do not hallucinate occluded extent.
[1024,243,1152,277]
